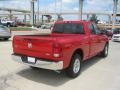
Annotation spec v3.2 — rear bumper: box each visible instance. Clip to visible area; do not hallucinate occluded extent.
[0,33,11,38]
[0,34,11,38]
[11,54,63,70]
[0,36,11,38]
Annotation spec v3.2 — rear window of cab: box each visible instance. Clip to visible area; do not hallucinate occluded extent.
[53,23,85,34]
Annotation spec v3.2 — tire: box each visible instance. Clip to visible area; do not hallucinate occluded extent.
[7,23,11,27]
[4,38,9,41]
[66,53,82,78]
[100,44,109,57]
[30,66,39,70]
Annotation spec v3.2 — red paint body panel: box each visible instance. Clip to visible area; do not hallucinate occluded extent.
[12,21,109,69]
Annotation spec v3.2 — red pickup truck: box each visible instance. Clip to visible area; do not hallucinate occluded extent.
[12,21,109,78]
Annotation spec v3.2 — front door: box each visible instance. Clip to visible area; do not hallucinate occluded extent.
[88,23,100,57]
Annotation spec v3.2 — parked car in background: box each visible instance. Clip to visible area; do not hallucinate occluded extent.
[40,23,53,29]
[112,29,120,42]
[100,29,113,40]
[105,29,113,39]
[1,20,17,27]
[0,24,11,40]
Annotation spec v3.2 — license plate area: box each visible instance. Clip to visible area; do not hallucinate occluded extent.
[28,57,35,63]
[21,56,36,64]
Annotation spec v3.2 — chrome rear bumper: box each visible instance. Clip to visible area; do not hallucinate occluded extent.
[12,54,63,70]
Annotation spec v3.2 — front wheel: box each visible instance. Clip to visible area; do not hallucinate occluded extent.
[100,44,109,57]
[65,53,82,78]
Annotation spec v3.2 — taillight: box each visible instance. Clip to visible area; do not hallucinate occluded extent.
[53,43,62,58]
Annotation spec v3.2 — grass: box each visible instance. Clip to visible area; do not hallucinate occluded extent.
[10,26,33,31]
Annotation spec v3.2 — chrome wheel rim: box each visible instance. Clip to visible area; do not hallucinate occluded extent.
[73,58,80,74]
[105,45,108,55]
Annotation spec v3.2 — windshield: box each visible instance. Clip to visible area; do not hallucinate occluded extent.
[53,23,85,34]
[113,29,120,34]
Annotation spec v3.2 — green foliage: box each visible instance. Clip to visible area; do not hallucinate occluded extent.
[10,27,33,31]
[89,14,99,24]
[57,14,63,21]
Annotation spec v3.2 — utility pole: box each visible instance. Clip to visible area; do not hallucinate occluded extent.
[30,0,37,27]
[55,0,57,21]
[79,0,84,20]
[8,10,12,21]
[30,0,35,26]
[112,0,118,30]
[37,0,39,25]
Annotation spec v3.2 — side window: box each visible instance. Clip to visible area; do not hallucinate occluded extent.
[93,24,101,34]
[89,24,96,34]
[75,24,85,34]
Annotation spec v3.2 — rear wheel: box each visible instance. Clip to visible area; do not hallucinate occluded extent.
[100,44,109,57]
[66,53,81,78]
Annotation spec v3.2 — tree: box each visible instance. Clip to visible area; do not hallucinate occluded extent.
[112,0,118,29]
[89,14,99,24]
[57,14,63,21]
[118,0,120,8]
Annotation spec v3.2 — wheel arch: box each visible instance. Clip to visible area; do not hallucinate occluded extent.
[66,48,84,69]
[71,48,84,62]
[65,48,84,78]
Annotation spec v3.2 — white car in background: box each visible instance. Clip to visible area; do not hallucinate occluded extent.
[1,20,16,27]
[0,25,11,40]
[112,29,120,42]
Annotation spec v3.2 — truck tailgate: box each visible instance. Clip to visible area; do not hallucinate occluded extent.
[13,35,55,60]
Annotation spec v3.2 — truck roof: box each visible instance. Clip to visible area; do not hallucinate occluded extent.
[55,20,93,24]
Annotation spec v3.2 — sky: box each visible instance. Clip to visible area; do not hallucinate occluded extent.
[0,0,120,21]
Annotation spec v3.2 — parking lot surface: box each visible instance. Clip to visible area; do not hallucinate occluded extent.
[0,31,120,90]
